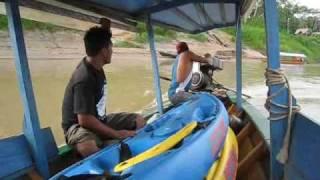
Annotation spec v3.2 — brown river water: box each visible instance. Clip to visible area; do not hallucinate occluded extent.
[0,57,319,145]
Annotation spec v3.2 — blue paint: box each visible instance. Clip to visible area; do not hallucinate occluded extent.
[0,134,32,178]
[83,0,239,33]
[0,128,57,179]
[50,93,230,180]
[286,113,320,180]
[263,0,293,179]
[5,0,49,178]
[146,15,164,115]
[235,6,242,109]
[91,0,154,13]
[87,0,240,16]
[140,0,240,15]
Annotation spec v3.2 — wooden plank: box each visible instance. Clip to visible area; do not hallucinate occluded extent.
[247,161,267,180]
[27,169,42,180]
[251,129,263,146]
[238,136,253,162]
[237,122,253,145]
[237,141,267,177]
[227,91,270,145]
[0,128,58,179]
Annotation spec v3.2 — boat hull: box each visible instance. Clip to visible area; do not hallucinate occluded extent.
[51,93,230,180]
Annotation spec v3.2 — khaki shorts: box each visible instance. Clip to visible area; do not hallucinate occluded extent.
[65,112,138,147]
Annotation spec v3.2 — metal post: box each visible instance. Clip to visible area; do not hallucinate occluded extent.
[264,0,287,179]
[235,7,242,109]
[146,15,164,114]
[5,0,49,178]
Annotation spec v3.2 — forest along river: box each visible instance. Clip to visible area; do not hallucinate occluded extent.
[0,57,319,145]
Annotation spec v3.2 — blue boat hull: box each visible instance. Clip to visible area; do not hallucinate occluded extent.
[51,93,229,180]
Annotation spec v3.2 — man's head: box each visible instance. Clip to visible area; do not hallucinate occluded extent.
[204,53,212,59]
[176,42,189,54]
[84,26,112,64]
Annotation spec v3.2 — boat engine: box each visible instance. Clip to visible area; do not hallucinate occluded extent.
[191,57,223,91]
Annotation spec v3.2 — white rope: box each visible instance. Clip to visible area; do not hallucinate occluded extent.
[265,68,300,164]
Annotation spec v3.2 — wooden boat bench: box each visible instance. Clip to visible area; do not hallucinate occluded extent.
[0,127,58,179]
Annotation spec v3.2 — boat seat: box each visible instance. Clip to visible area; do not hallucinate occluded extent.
[0,127,58,179]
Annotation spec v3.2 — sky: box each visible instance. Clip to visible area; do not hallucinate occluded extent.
[295,0,320,10]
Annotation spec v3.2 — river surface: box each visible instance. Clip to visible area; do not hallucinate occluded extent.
[0,58,319,145]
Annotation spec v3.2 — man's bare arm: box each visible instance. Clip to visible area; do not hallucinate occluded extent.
[176,53,190,83]
[77,114,135,139]
[190,51,209,64]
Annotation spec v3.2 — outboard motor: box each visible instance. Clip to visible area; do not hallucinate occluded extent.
[191,57,223,91]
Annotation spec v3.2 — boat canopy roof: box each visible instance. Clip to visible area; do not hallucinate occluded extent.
[10,0,256,33]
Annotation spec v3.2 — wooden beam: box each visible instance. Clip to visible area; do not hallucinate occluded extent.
[18,0,136,32]
[237,141,267,177]
[237,122,254,144]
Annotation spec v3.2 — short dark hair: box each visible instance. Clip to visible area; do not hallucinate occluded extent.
[84,26,112,57]
[176,42,189,54]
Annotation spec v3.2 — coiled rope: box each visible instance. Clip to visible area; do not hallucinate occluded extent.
[265,68,300,164]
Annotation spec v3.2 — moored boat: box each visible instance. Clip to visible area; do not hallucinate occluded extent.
[262,52,306,64]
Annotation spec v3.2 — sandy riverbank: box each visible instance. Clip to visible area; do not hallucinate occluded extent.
[0,29,266,63]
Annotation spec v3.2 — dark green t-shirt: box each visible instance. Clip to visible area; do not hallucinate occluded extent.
[62,58,106,132]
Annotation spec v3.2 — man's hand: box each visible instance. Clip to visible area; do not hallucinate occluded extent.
[115,130,136,139]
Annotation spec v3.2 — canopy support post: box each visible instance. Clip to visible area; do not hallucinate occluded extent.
[264,0,287,179]
[5,0,49,178]
[235,6,242,109]
[146,15,164,115]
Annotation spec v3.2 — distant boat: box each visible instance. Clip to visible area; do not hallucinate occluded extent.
[263,52,306,64]
[280,52,306,64]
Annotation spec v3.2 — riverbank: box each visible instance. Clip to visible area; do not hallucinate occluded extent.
[0,29,266,63]
[0,29,319,145]
[222,23,320,64]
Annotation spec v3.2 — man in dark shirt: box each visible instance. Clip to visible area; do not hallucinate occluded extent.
[62,20,145,157]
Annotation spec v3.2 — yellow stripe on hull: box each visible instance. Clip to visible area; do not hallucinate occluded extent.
[206,128,238,180]
[114,121,198,173]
